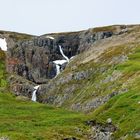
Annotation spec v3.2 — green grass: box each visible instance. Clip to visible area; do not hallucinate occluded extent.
[117,47,140,72]
[0,50,8,91]
[0,93,90,140]
[92,25,116,33]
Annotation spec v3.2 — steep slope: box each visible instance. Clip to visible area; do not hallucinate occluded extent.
[38,25,139,111]
[0,25,140,139]
[38,25,140,139]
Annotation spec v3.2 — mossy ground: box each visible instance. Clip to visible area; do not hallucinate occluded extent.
[0,93,90,140]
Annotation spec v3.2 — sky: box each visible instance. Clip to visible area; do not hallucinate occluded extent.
[0,0,140,35]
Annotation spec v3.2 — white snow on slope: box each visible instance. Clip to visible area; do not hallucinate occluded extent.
[46,36,55,40]
[53,60,67,65]
[0,38,7,51]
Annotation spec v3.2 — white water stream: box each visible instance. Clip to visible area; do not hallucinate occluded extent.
[53,45,70,76]
[59,45,69,62]
[31,85,40,102]
[31,38,71,101]
[53,60,67,76]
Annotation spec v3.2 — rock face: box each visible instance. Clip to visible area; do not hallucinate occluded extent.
[0,25,129,101]
[86,120,117,140]
[4,32,80,84]
[1,27,115,83]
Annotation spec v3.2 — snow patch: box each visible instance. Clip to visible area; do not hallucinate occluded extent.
[46,36,55,40]
[53,60,67,65]
[0,38,7,51]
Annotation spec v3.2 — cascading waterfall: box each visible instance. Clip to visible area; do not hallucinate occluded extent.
[53,45,70,77]
[29,36,73,101]
[31,85,40,102]
[53,60,67,76]
[43,37,70,77]
[0,38,7,51]
[55,64,60,75]
[59,45,69,62]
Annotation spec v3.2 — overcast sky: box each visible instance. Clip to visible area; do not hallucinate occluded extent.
[0,0,140,35]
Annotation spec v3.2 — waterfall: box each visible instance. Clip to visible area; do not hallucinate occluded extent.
[59,45,69,62]
[0,38,7,51]
[53,45,70,77]
[53,60,67,65]
[53,60,67,76]
[31,90,37,102]
[31,85,40,102]
[56,64,60,75]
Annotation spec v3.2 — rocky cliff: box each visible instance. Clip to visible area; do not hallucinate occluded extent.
[0,26,121,97]
[0,25,134,102]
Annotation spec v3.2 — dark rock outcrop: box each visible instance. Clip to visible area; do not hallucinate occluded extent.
[86,120,117,140]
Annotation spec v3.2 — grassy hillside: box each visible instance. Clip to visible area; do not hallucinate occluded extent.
[39,25,140,139]
[77,43,140,139]
[0,93,90,140]
[0,50,90,140]
[91,47,140,139]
